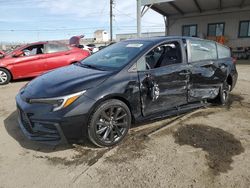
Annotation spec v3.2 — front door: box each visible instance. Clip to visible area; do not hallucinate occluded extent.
[11,44,46,78]
[137,40,189,116]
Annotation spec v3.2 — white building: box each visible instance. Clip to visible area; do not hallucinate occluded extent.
[94,30,109,42]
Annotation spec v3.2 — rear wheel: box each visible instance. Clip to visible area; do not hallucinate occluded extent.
[217,81,230,105]
[88,99,131,147]
[0,68,11,85]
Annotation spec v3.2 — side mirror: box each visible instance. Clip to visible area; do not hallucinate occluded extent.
[13,50,24,57]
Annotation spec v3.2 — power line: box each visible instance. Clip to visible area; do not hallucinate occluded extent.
[0,25,165,32]
[113,7,164,26]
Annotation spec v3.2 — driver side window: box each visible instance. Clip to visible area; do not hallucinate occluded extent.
[22,44,44,56]
[137,41,182,71]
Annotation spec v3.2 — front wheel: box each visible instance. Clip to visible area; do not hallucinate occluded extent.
[88,99,131,147]
[0,68,11,85]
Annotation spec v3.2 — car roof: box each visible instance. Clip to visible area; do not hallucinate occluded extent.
[28,41,68,45]
[10,41,69,53]
[27,41,47,45]
[124,36,202,43]
[123,36,226,48]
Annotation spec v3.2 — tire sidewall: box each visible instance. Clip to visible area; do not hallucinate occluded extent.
[220,82,230,105]
[88,99,131,147]
[0,68,11,85]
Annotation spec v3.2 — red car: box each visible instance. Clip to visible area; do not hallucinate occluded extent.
[0,42,90,85]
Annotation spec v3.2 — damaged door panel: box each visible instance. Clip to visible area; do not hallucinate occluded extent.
[187,39,227,102]
[137,40,189,116]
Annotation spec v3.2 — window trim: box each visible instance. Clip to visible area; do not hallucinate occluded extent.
[238,20,250,38]
[182,24,198,37]
[207,22,225,37]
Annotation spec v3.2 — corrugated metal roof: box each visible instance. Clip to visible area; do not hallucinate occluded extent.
[146,0,250,16]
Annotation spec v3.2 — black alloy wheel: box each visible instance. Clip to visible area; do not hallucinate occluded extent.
[88,99,131,147]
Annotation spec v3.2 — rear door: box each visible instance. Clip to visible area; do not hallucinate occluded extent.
[137,40,190,116]
[187,39,227,102]
[44,43,73,70]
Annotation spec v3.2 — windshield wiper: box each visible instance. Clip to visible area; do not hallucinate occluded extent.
[80,64,105,71]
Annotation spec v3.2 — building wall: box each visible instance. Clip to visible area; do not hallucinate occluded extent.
[168,10,250,48]
[94,30,109,42]
[116,32,165,41]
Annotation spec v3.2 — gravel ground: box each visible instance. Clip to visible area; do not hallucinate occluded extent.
[0,63,249,188]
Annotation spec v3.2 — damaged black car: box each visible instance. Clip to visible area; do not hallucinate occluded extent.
[16,37,238,147]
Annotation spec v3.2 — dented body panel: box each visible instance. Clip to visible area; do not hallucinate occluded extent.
[138,63,189,116]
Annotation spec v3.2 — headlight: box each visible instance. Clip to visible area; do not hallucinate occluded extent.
[29,90,86,111]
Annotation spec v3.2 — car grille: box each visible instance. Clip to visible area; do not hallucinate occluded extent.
[19,109,33,134]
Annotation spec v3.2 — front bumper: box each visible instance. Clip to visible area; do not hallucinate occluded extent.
[17,108,67,145]
[16,92,96,145]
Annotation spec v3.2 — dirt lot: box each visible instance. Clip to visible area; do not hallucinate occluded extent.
[0,63,250,188]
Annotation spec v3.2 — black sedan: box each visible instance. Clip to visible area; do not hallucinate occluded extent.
[16,37,238,147]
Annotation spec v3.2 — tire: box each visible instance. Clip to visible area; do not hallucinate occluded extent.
[0,68,11,85]
[217,81,230,105]
[88,99,131,147]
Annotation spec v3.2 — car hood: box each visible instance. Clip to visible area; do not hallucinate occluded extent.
[21,64,114,99]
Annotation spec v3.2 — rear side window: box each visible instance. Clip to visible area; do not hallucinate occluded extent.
[188,39,217,62]
[217,44,231,59]
[46,44,69,53]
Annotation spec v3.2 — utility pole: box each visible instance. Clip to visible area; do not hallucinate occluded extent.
[110,0,114,42]
[137,0,141,38]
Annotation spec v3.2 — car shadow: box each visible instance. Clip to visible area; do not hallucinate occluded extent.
[4,111,95,153]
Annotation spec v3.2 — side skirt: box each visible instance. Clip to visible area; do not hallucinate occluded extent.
[135,101,208,123]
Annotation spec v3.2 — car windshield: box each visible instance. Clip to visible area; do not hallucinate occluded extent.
[4,45,23,56]
[80,41,149,71]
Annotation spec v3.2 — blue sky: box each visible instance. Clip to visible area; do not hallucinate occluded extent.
[0,0,165,43]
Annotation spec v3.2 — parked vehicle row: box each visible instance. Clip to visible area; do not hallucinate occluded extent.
[0,42,90,85]
[16,37,238,147]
